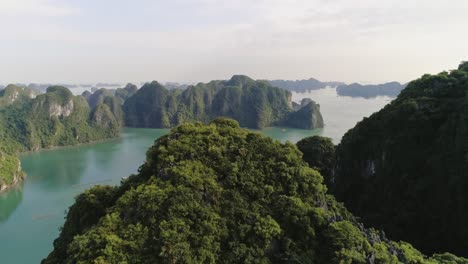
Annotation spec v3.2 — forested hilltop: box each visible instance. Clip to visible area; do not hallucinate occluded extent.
[315,62,468,257]
[0,86,120,191]
[123,75,324,129]
[43,119,466,263]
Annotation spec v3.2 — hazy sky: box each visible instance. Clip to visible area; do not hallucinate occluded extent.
[1,0,467,84]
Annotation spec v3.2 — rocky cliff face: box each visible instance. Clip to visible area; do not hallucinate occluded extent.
[0,85,33,106]
[333,62,468,256]
[0,85,121,192]
[32,86,75,117]
[0,172,23,193]
[7,90,19,104]
[0,154,24,193]
[49,99,74,117]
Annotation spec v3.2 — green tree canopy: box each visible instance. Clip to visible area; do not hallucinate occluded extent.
[43,119,464,264]
[296,136,335,186]
[458,61,468,71]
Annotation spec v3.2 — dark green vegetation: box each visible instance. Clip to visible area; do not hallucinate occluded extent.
[82,83,138,109]
[336,82,406,98]
[115,83,138,102]
[267,78,344,92]
[333,62,468,256]
[83,88,114,109]
[296,136,335,186]
[124,75,324,129]
[0,86,120,191]
[82,83,138,127]
[0,84,37,107]
[43,119,466,263]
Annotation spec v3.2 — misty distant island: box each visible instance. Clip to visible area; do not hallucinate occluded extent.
[266,78,406,98]
[266,78,344,92]
[3,77,407,100]
[336,82,407,98]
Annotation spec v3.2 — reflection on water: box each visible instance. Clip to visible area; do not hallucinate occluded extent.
[23,148,89,190]
[0,128,168,263]
[0,184,23,222]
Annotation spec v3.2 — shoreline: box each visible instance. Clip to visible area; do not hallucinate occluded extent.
[0,173,25,194]
[0,135,122,193]
[18,135,122,156]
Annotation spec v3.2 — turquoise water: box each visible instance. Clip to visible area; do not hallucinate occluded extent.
[0,90,391,263]
[0,128,169,263]
[291,87,392,143]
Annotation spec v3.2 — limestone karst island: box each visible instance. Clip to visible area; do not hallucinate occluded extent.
[1,1,467,263]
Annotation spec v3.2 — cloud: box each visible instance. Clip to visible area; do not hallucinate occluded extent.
[0,0,467,83]
[0,0,79,16]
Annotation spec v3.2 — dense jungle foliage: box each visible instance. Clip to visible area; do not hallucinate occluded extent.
[334,61,468,256]
[43,119,466,263]
[123,75,324,129]
[296,136,335,186]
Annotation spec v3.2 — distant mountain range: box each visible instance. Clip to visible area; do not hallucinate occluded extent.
[336,82,407,98]
[2,78,407,100]
[267,78,344,92]
[266,78,406,98]
[1,82,187,95]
